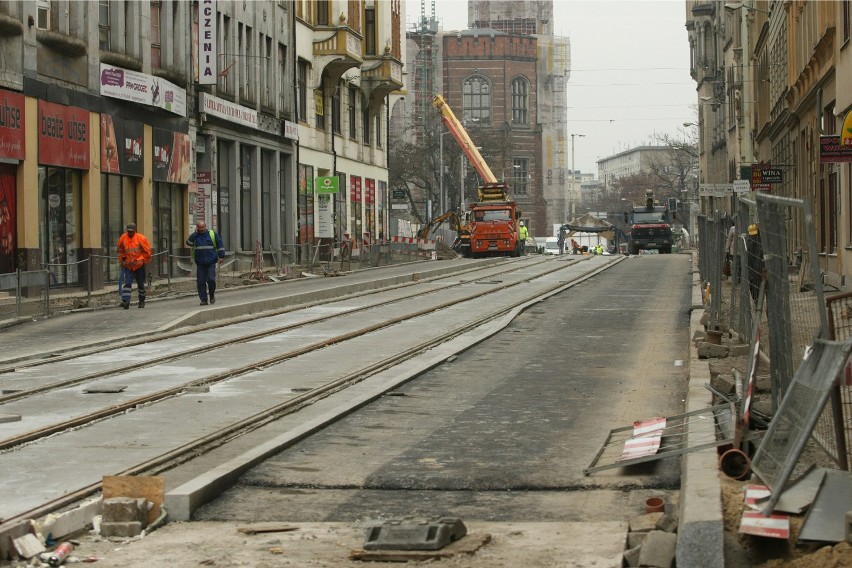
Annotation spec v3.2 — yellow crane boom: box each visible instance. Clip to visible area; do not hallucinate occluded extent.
[433,95,498,184]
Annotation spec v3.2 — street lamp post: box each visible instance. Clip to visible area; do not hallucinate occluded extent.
[438,130,452,215]
[570,133,585,219]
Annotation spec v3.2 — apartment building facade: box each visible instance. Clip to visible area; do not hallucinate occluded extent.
[686,0,852,288]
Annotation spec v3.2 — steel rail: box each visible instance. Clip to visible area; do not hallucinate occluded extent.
[0,258,581,450]
[0,255,622,532]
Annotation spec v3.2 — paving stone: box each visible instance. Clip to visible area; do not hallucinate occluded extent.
[637,530,676,568]
[655,513,678,533]
[0,413,21,423]
[627,532,648,549]
[709,373,736,396]
[624,544,641,567]
[628,512,664,533]
[698,342,729,359]
[728,343,751,357]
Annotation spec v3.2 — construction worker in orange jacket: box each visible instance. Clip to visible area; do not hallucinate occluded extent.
[117,223,152,309]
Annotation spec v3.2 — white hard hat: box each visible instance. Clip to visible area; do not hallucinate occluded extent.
[519,221,524,226]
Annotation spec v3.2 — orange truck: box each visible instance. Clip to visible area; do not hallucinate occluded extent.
[433,95,522,257]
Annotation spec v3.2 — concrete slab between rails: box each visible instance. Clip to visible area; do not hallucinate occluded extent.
[166,308,526,521]
[157,260,502,332]
[677,252,724,568]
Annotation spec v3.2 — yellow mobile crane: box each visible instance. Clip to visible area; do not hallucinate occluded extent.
[433,95,523,257]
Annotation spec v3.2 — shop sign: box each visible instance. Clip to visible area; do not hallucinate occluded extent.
[820,136,852,163]
[365,179,375,204]
[153,128,191,183]
[283,120,299,141]
[733,180,751,193]
[0,89,25,160]
[198,0,217,85]
[199,93,258,129]
[315,176,338,194]
[100,115,144,176]
[38,100,89,169]
[841,111,852,146]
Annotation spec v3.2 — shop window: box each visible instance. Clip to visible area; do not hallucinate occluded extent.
[101,174,137,282]
[39,167,83,286]
[240,146,254,251]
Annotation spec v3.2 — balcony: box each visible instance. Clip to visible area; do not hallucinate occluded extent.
[313,27,362,84]
[361,54,404,105]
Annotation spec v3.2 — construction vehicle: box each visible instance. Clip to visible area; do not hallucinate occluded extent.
[623,190,674,254]
[416,209,472,257]
[433,95,522,257]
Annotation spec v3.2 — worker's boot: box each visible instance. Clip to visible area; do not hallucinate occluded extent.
[138,298,145,308]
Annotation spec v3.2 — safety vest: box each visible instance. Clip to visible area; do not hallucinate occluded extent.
[191,229,216,257]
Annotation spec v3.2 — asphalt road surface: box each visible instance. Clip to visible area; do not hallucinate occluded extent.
[196,254,692,523]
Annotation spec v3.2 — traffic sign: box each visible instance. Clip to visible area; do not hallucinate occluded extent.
[392,189,406,200]
[733,180,751,193]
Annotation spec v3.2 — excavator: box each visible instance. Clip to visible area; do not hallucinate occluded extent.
[433,95,522,257]
[416,209,471,256]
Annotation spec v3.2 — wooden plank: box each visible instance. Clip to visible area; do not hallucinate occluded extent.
[102,476,164,525]
[349,532,491,561]
[236,524,300,535]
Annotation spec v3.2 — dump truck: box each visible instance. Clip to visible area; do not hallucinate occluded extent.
[623,190,674,254]
[433,95,522,257]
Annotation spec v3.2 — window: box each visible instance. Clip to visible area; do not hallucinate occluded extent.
[317,0,329,25]
[363,107,371,144]
[315,85,325,130]
[278,44,287,111]
[332,83,342,134]
[98,0,111,51]
[365,7,376,55]
[845,1,851,43]
[463,76,491,125]
[511,77,528,124]
[151,2,161,69]
[298,60,308,121]
[375,110,382,148]
[36,0,50,29]
[220,16,232,93]
[512,158,529,195]
[348,86,357,139]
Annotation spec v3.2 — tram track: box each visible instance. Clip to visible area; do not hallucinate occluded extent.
[0,259,547,404]
[0,255,622,531]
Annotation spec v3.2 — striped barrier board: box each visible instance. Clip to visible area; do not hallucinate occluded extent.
[739,511,790,539]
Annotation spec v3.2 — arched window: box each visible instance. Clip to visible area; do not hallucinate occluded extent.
[463,76,491,125]
[511,77,529,124]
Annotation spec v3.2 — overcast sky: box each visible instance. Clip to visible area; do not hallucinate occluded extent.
[404,0,696,175]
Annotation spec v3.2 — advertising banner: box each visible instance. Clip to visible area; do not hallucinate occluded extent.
[351,176,362,202]
[38,100,89,169]
[316,194,334,238]
[196,171,212,224]
[100,115,144,176]
[0,164,15,274]
[198,0,217,85]
[153,128,191,183]
[100,64,187,117]
[0,89,25,160]
[365,179,375,204]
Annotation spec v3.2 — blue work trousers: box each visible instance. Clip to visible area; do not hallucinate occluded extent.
[119,266,146,302]
[196,263,217,302]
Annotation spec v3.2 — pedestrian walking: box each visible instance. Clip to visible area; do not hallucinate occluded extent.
[117,223,152,309]
[518,221,529,255]
[186,220,225,306]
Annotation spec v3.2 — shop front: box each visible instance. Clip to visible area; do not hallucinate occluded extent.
[153,128,191,277]
[0,88,24,275]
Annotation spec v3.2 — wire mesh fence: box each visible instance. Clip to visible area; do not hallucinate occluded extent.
[698,193,850,469]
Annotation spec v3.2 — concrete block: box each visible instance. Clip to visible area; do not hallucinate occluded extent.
[0,413,22,423]
[101,521,143,538]
[629,512,664,533]
[700,311,709,326]
[709,374,736,396]
[627,532,648,549]
[102,497,146,524]
[655,514,678,533]
[728,343,751,357]
[638,530,677,568]
[697,342,729,359]
[624,544,641,567]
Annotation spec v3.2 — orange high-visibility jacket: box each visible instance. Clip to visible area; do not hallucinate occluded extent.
[117,232,152,270]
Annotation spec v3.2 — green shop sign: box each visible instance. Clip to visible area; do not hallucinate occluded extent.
[315,176,339,194]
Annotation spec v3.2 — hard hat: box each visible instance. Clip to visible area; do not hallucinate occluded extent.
[519,221,524,226]
[748,224,758,236]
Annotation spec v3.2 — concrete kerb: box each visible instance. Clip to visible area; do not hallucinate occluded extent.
[677,251,725,568]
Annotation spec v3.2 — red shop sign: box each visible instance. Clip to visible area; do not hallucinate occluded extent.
[0,89,25,160]
[38,100,89,169]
